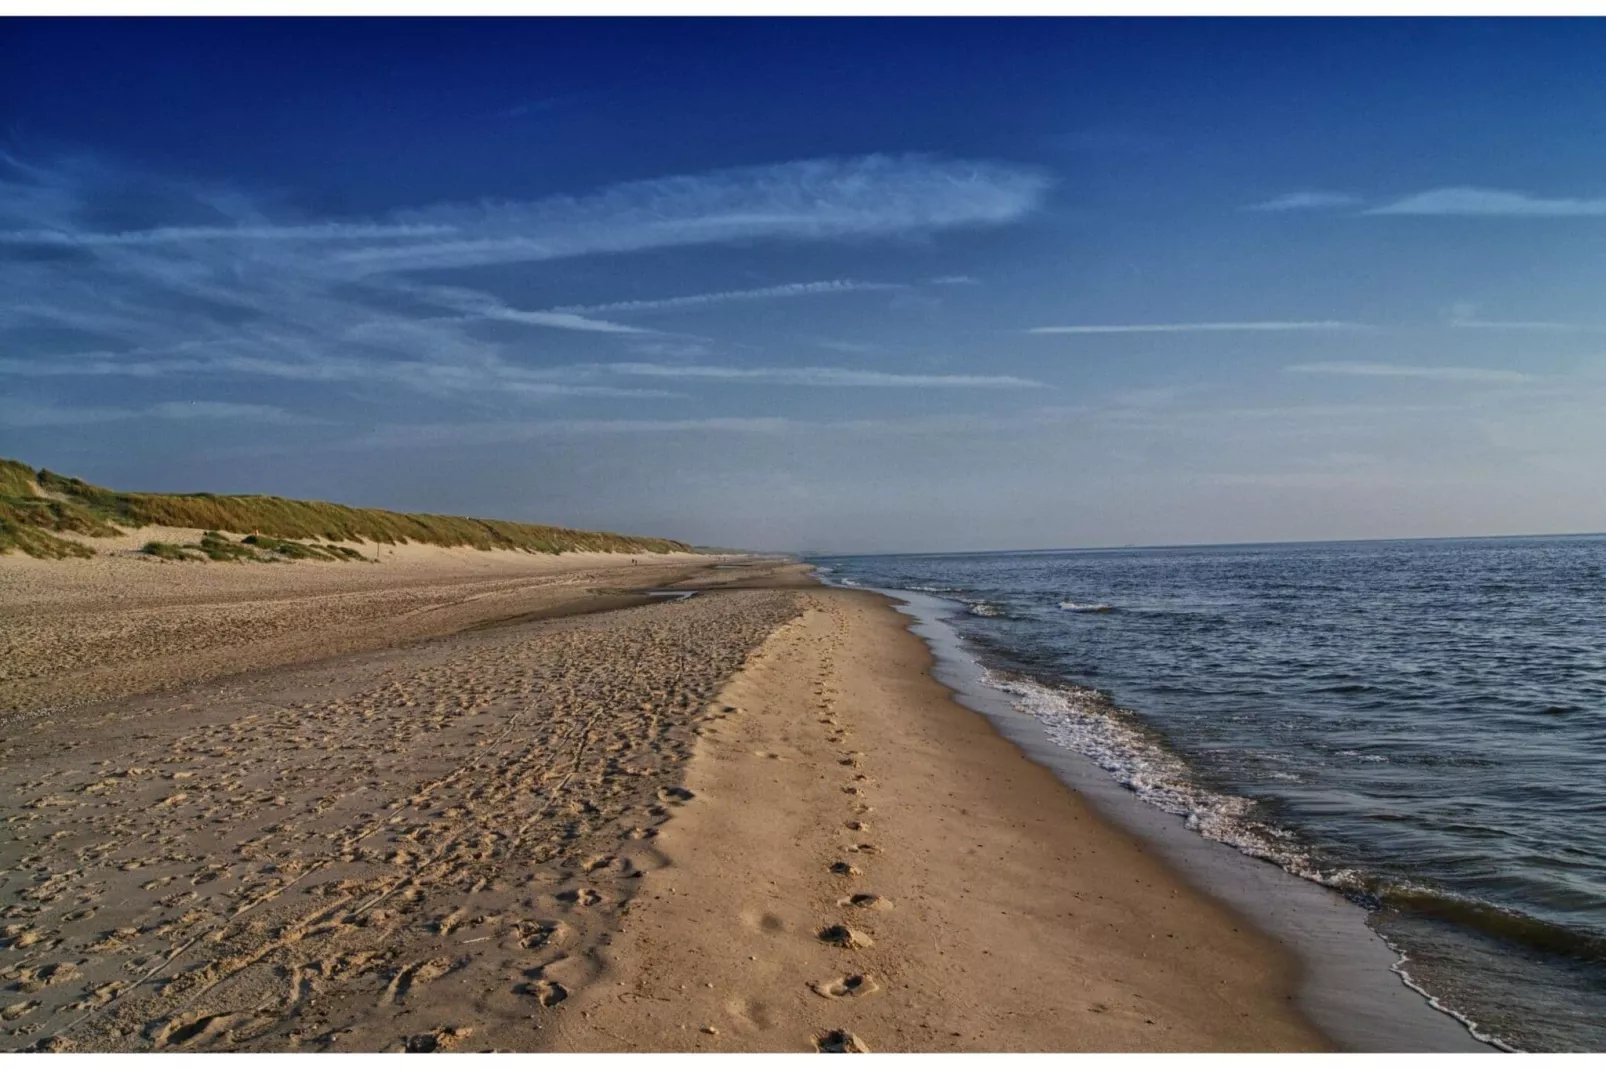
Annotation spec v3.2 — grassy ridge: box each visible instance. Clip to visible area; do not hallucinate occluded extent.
[0,457,692,559]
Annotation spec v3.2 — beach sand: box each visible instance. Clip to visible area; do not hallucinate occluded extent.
[0,556,1327,1051]
[1,539,719,720]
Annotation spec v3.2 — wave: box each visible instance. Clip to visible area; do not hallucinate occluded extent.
[979,667,1356,886]
[1059,600,1115,613]
[1377,884,1606,966]
[978,665,1598,1050]
[967,601,1004,617]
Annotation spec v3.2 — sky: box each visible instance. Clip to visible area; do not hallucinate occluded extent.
[4,18,1606,553]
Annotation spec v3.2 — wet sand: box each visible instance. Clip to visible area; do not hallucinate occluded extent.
[1,557,1328,1051]
[548,584,1327,1052]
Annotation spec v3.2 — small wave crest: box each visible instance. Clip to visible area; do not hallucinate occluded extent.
[967,601,1004,617]
[1378,885,1606,966]
[1059,600,1115,613]
[980,668,1360,888]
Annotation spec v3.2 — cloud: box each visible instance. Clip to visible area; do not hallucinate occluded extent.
[353,416,803,449]
[145,401,327,424]
[337,154,1051,274]
[1244,191,1360,212]
[1,153,1043,408]
[930,274,981,285]
[0,397,321,428]
[1444,303,1592,332]
[1284,361,1533,383]
[1028,321,1364,335]
[1365,188,1606,217]
[597,363,1042,388]
[408,285,650,334]
[814,339,887,355]
[554,279,904,317]
[0,222,456,246]
[1450,318,1589,331]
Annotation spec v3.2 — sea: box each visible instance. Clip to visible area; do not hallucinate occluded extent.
[808,535,1606,1053]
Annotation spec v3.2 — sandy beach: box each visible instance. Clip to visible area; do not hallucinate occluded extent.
[0,555,1326,1052]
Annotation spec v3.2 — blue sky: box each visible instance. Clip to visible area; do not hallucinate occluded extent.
[4,18,1606,552]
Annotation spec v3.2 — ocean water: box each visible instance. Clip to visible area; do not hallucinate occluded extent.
[810,536,1606,1052]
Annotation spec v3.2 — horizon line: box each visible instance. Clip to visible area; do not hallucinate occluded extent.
[792,528,1606,558]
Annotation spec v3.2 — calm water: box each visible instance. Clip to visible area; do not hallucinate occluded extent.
[810,536,1606,1052]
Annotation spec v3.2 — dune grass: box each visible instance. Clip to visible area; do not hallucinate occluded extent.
[135,531,375,564]
[1,457,693,560]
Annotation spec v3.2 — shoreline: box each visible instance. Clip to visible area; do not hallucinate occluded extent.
[861,583,1493,1053]
[554,582,1331,1051]
[0,555,1485,1051]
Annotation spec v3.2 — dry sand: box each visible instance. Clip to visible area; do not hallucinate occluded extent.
[1,540,719,719]
[0,555,1328,1051]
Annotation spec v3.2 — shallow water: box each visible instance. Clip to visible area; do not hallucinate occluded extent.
[811,536,1606,1052]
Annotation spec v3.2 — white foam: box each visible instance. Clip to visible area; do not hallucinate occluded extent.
[967,601,1003,617]
[979,668,1365,891]
[1059,600,1115,612]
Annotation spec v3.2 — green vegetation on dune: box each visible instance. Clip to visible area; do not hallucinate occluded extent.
[0,458,39,498]
[0,520,96,559]
[0,457,693,560]
[135,531,364,564]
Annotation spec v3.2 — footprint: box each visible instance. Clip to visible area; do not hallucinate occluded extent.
[518,979,568,1007]
[557,888,603,907]
[515,920,565,950]
[150,1011,269,1049]
[841,893,893,911]
[810,974,879,1000]
[813,1029,871,1052]
[403,1026,472,1052]
[816,925,874,949]
[657,786,694,804]
[2,1001,39,1021]
[844,820,869,832]
[828,862,861,878]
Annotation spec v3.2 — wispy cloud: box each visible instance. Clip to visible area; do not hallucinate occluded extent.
[597,362,1042,388]
[407,284,650,334]
[0,153,1044,410]
[814,339,887,355]
[1028,321,1365,335]
[0,353,677,399]
[0,397,320,428]
[1445,304,1595,332]
[554,279,903,317]
[1450,317,1591,332]
[353,416,804,449]
[336,155,1051,274]
[1285,361,1533,383]
[1365,187,1606,217]
[146,401,328,424]
[1244,191,1359,212]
